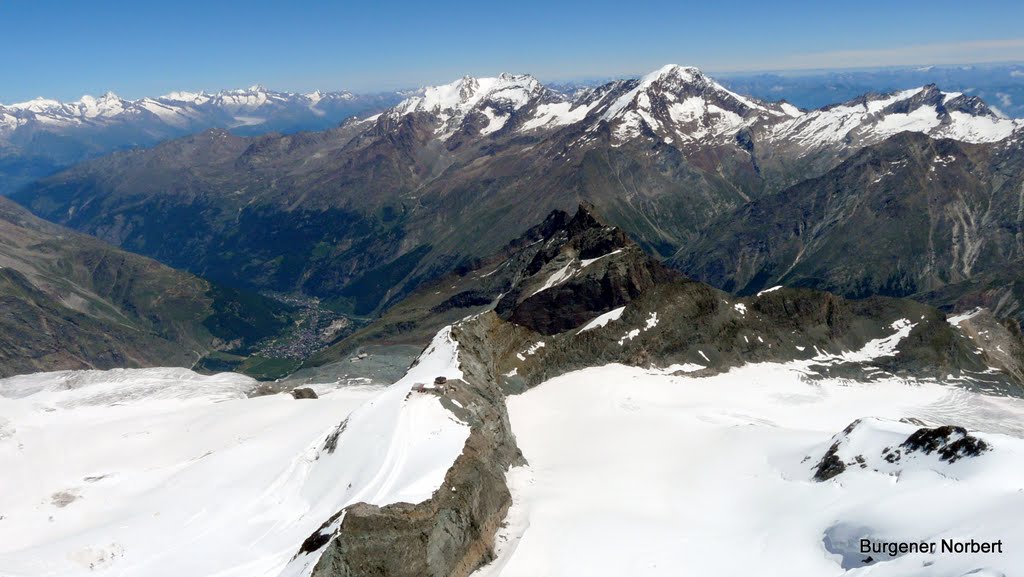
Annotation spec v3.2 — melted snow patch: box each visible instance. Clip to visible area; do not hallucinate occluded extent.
[617,329,641,346]
[645,312,659,330]
[648,363,705,374]
[757,285,783,296]
[517,342,546,361]
[734,303,747,315]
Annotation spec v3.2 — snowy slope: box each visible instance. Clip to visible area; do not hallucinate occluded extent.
[588,64,792,146]
[388,73,547,139]
[370,65,1022,154]
[478,362,1024,577]
[0,326,469,577]
[769,85,1022,151]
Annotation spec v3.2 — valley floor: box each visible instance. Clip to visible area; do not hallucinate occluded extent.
[479,363,1024,577]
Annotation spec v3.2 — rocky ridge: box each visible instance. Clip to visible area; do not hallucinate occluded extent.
[296,204,1024,577]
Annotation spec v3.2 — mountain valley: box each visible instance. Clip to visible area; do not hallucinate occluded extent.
[4,204,1024,577]
[13,65,1023,331]
[3,59,1024,577]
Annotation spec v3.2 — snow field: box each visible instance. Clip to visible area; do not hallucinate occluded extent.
[0,326,470,577]
[483,362,1024,576]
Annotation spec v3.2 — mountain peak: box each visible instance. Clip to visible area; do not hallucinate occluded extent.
[388,72,547,139]
[595,64,773,143]
[646,64,704,83]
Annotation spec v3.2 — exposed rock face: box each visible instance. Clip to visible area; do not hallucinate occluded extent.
[900,425,991,463]
[674,133,1024,313]
[812,419,993,482]
[329,204,1024,393]
[290,387,319,399]
[495,203,679,335]
[946,309,1024,389]
[306,371,522,577]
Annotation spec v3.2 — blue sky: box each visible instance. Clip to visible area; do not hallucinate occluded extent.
[2,0,1023,102]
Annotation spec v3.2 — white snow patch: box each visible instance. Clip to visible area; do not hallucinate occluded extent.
[520,100,598,131]
[579,248,623,268]
[948,308,984,326]
[578,307,626,334]
[644,312,659,330]
[813,319,916,364]
[530,262,575,297]
[617,329,641,346]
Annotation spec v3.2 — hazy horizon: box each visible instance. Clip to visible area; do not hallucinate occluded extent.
[3,0,1023,102]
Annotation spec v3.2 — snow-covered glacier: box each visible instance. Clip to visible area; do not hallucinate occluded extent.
[479,362,1024,577]
[0,326,470,577]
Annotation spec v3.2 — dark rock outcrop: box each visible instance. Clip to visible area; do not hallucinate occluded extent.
[900,425,991,463]
[496,203,679,335]
[303,368,522,577]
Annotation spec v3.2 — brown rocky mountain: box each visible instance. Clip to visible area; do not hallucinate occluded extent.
[15,66,1018,322]
[672,131,1024,320]
[0,195,293,378]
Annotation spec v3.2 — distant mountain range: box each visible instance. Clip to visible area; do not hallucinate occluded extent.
[718,63,1024,118]
[0,86,403,195]
[4,62,1022,199]
[14,65,1023,332]
[6,62,1024,577]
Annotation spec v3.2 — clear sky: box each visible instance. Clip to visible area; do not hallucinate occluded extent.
[2,0,1023,102]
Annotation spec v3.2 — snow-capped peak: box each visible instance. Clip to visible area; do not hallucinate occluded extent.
[771,84,1022,148]
[394,73,543,116]
[0,85,370,136]
[159,90,210,103]
[592,64,784,145]
[5,96,62,112]
[389,72,548,138]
